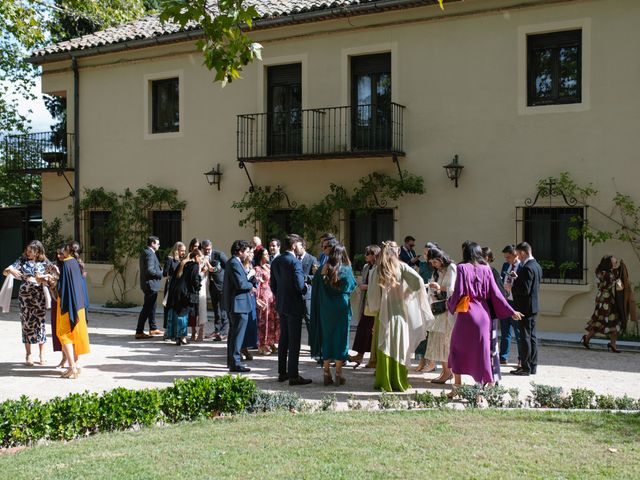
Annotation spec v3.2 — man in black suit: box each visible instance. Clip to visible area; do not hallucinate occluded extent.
[201,239,229,341]
[135,235,164,339]
[270,234,312,386]
[510,242,543,376]
[222,239,257,373]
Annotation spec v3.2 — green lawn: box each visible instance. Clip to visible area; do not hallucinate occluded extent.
[2,410,639,479]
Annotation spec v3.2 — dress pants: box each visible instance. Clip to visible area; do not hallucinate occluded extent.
[227,312,248,368]
[210,283,229,336]
[518,315,538,373]
[136,290,158,334]
[278,312,303,379]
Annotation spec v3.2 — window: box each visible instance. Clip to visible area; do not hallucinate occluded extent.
[152,211,182,252]
[264,209,295,245]
[523,207,584,283]
[527,30,581,106]
[151,77,180,133]
[267,64,302,156]
[88,211,111,262]
[351,53,391,150]
[349,209,394,259]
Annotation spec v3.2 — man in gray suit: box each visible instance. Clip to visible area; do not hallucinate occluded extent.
[135,235,163,339]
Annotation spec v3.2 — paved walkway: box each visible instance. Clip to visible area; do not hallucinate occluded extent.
[1,305,639,404]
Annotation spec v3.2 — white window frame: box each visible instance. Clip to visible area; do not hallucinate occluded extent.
[143,70,184,139]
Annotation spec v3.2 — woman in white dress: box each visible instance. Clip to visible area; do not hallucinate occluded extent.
[424,247,457,384]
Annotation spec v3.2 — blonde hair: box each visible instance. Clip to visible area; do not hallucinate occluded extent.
[169,241,186,261]
[376,240,400,288]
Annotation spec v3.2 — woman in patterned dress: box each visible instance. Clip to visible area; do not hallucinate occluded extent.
[255,249,279,355]
[582,255,623,352]
[3,240,50,366]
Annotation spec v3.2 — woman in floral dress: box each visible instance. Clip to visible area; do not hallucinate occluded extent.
[255,249,279,355]
[3,240,50,366]
[582,255,623,352]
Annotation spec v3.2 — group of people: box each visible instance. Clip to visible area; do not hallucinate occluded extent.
[3,230,631,393]
[1,240,91,379]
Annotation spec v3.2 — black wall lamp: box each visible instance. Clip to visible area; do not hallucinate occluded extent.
[204,164,223,190]
[443,154,464,188]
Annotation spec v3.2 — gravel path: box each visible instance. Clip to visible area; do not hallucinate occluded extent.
[1,310,639,404]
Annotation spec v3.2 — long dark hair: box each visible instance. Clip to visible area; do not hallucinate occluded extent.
[596,255,615,274]
[325,243,350,288]
[427,247,453,268]
[462,242,487,265]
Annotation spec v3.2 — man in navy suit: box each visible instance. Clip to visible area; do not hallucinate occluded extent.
[223,239,257,372]
[510,242,543,376]
[270,234,312,385]
[298,240,318,337]
[135,235,163,339]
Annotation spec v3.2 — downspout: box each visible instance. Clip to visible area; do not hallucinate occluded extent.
[72,56,80,242]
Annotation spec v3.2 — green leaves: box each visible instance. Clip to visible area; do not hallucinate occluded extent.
[159,0,262,85]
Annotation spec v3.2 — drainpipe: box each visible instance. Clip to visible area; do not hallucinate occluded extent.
[72,56,80,242]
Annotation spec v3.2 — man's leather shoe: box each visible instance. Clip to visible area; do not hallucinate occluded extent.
[511,369,530,376]
[148,329,163,336]
[289,376,312,386]
[229,365,251,373]
[277,374,288,382]
[135,332,152,339]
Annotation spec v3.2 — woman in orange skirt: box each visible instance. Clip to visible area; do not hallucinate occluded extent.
[55,242,90,379]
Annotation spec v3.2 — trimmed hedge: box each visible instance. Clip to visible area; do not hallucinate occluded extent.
[0,375,256,448]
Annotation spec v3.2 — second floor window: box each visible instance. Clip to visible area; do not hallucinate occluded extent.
[527,29,581,106]
[152,77,179,133]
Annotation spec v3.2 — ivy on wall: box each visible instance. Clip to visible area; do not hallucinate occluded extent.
[79,184,186,305]
[231,170,425,253]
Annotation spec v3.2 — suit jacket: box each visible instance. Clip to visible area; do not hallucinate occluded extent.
[222,256,255,314]
[270,251,307,317]
[399,246,418,265]
[139,247,163,293]
[511,258,542,317]
[299,252,318,301]
[208,249,228,291]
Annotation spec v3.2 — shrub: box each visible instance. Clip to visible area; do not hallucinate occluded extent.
[249,391,302,413]
[47,392,101,441]
[378,392,402,410]
[506,388,522,409]
[100,388,162,431]
[456,384,485,408]
[568,388,595,410]
[347,394,363,411]
[213,375,256,414]
[529,383,563,408]
[0,396,50,447]
[595,394,617,410]
[319,394,337,411]
[483,385,508,408]
[614,395,637,411]
[412,391,449,409]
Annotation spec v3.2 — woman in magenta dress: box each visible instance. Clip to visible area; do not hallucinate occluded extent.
[255,249,279,355]
[447,242,522,391]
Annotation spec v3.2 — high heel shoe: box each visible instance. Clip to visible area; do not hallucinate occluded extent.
[431,373,453,384]
[334,372,346,386]
[348,355,362,369]
[38,356,46,366]
[61,367,79,379]
[607,342,621,353]
[323,369,334,386]
[580,335,591,350]
[414,357,427,372]
[25,354,34,366]
[447,385,460,399]
[56,358,67,368]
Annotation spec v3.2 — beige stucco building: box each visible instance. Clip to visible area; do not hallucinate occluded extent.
[12,0,640,332]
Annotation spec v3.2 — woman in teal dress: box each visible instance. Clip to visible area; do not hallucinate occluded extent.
[310,243,357,386]
[367,241,433,392]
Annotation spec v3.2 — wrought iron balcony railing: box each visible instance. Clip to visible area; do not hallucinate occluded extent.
[3,131,74,173]
[237,103,405,162]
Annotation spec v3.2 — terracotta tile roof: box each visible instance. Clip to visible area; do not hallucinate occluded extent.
[31,0,444,60]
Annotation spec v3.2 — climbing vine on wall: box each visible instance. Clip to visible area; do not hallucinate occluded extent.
[231,170,425,253]
[79,184,186,305]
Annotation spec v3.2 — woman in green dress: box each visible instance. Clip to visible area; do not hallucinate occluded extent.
[367,241,433,392]
[310,243,357,386]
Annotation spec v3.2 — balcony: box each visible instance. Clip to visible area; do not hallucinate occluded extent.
[3,131,75,173]
[237,103,405,162]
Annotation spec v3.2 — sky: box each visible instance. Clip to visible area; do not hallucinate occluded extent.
[4,77,56,133]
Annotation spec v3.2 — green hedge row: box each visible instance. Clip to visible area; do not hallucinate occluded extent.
[0,375,256,448]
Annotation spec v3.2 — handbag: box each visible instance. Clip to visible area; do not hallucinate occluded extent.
[454,295,470,313]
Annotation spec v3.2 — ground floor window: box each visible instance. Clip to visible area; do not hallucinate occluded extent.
[349,209,394,262]
[152,210,182,253]
[88,211,111,262]
[522,207,584,283]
